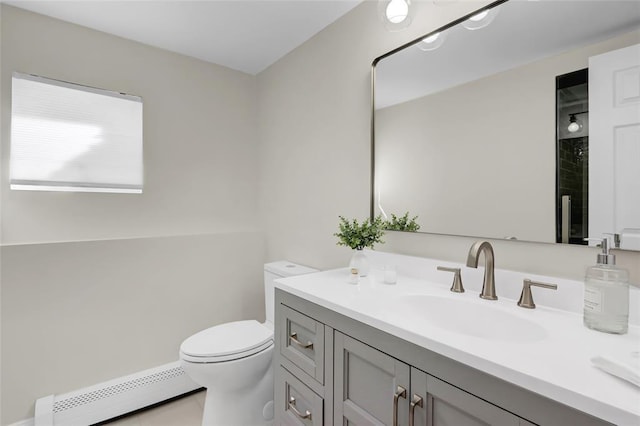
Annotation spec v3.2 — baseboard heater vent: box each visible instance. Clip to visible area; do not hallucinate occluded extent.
[34,361,200,426]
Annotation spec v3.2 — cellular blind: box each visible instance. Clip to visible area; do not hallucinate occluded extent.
[10,72,143,193]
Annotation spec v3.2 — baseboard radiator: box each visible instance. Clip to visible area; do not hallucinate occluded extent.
[34,361,200,426]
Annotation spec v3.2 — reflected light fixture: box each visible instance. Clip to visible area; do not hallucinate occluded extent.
[462,7,500,30]
[378,0,413,31]
[568,111,588,133]
[417,32,446,51]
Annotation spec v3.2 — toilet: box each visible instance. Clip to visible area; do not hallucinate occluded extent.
[179,261,317,426]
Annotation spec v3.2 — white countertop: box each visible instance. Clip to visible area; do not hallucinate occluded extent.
[275,264,640,425]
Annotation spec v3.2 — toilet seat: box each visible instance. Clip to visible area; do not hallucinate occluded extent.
[180,320,273,363]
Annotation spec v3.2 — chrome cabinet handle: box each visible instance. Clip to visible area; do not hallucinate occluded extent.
[288,396,312,420]
[392,385,407,426]
[409,394,423,426]
[289,332,314,349]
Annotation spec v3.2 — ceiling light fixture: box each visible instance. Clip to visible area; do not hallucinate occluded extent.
[462,7,500,30]
[568,111,588,133]
[417,32,446,51]
[378,0,413,31]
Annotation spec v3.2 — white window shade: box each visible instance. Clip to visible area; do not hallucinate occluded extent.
[10,73,143,193]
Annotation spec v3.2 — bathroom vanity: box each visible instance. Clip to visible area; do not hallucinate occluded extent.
[272,254,640,426]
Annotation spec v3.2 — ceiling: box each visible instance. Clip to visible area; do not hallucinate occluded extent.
[4,0,362,75]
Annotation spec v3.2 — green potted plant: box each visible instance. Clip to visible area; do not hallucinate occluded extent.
[334,215,385,276]
[384,212,421,232]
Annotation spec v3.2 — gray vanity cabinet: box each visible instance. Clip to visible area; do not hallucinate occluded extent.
[410,369,534,426]
[275,303,333,426]
[274,289,611,426]
[334,332,410,425]
[277,366,324,426]
[279,304,325,383]
[334,332,526,426]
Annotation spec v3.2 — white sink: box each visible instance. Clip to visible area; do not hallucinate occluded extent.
[395,294,548,342]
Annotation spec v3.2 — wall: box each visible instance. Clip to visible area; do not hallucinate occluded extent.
[1,5,263,424]
[1,7,259,245]
[375,30,639,244]
[257,1,640,281]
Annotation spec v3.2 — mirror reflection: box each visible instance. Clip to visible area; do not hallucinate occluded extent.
[373,0,640,250]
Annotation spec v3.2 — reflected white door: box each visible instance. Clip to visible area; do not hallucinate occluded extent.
[589,43,640,249]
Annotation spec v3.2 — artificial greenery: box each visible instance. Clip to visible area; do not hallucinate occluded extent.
[335,215,385,250]
[384,212,421,232]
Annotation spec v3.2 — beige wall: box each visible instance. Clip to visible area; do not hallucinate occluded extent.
[257,0,640,280]
[1,234,265,424]
[257,0,473,269]
[1,6,264,424]
[375,30,640,244]
[1,6,259,245]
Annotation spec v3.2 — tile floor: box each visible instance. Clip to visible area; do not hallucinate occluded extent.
[103,390,205,426]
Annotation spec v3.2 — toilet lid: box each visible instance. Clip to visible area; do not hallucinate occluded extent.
[180,320,273,360]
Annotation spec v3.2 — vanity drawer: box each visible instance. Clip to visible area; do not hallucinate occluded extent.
[279,304,325,384]
[276,366,324,426]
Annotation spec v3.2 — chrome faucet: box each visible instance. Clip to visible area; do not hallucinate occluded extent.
[466,241,497,300]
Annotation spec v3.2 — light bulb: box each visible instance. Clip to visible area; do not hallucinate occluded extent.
[568,121,581,133]
[386,0,409,24]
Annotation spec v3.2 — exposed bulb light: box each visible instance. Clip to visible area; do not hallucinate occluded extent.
[567,111,588,133]
[462,7,500,30]
[378,0,413,31]
[567,122,581,133]
[567,119,580,133]
[417,32,446,51]
[386,0,409,23]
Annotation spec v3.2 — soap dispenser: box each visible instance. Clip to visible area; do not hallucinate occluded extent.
[583,237,629,334]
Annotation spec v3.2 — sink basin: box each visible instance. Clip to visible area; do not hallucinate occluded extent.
[394,295,547,342]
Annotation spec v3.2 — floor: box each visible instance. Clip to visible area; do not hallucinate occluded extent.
[103,390,205,426]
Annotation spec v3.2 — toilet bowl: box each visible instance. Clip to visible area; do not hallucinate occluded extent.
[179,261,317,426]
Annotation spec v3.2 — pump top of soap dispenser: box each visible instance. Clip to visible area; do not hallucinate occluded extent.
[584,237,616,265]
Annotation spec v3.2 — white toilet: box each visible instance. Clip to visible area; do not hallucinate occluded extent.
[179,261,317,426]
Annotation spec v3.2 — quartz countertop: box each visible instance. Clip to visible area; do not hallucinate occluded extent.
[275,265,640,425]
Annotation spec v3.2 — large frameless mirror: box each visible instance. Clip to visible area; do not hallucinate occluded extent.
[372,0,640,250]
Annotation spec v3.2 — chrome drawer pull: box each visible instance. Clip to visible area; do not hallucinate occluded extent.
[288,396,312,420]
[290,332,314,349]
[393,385,407,426]
[409,394,423,426]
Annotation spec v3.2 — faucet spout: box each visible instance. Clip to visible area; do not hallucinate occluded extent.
[466,241,497,300]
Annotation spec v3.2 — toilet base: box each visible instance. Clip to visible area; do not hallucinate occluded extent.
[201,363,274,426]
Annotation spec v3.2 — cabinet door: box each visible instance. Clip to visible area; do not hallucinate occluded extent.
[276,366,324,426]
[279,304,325,384]
[409,369,521,426]
[334,332,410,426]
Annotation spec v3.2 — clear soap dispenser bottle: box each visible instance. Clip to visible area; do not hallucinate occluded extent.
[583,237,629,334]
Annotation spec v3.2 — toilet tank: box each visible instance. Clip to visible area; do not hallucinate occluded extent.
[264,261,318,324]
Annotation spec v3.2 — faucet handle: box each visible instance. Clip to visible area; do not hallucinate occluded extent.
[437,266,464,293]
[517,279,558,309]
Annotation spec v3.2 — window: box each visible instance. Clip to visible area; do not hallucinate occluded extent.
[10,73,143,193]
